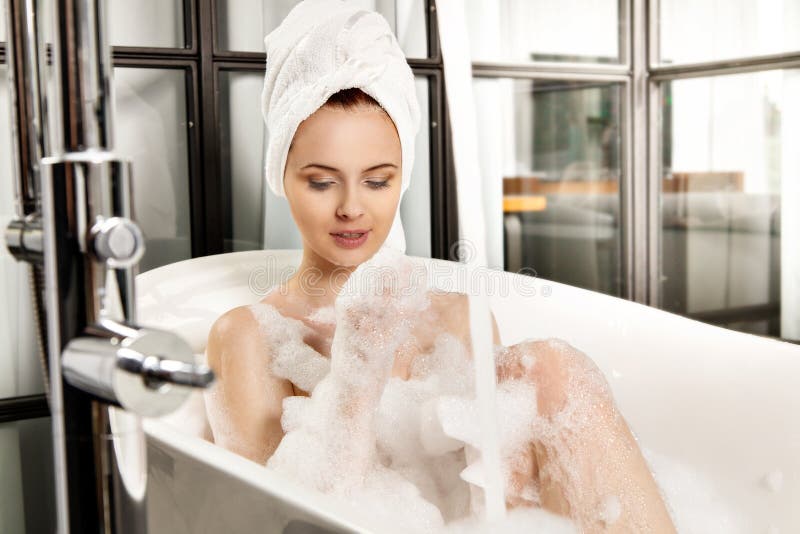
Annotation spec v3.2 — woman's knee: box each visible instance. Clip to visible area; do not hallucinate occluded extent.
[497,338,612,418]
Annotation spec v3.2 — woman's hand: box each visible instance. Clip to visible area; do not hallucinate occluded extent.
[330,247,428,393]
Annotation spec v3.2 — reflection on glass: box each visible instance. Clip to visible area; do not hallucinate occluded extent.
[465,0,621,64]
[0,418,56,532]
[473,78,624,296]
[1,65,44,399]
[660,70,800,341]
[659,1,800,65]
[216,0,428,58]
[113,67,192,271]
[218,71,432,256]
[108,0,185,48]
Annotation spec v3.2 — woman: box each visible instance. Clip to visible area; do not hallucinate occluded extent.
[205,1,675,531]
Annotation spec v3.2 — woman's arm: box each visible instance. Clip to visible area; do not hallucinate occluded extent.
[204,306,294,464]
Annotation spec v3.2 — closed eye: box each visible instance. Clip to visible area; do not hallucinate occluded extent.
[366,179,390,189]
[309,180,335,191]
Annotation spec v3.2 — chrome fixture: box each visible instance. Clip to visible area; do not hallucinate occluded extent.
[4,0,214,532]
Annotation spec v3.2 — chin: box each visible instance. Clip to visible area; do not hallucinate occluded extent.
[318,235,385,268]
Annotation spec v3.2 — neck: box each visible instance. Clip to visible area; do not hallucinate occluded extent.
[286,246,358,307]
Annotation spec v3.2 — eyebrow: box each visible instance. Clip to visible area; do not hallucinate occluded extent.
[300,163,398,173]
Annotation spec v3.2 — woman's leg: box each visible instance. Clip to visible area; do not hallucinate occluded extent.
[496,339,676,533]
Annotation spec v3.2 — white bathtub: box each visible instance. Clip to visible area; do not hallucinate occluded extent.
[136,250,800,533]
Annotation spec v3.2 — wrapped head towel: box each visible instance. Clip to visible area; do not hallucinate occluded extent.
[261,0,422,252]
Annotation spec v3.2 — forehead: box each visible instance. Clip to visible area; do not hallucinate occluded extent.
[289,107,401,168]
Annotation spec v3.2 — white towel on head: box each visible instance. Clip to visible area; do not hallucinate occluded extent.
[261,0,421,253]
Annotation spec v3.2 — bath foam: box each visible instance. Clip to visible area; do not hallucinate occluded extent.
[280,395,309,433]
[374,334,476,522]
[443,507,577,534]
[307,304,336,325]
[644,448,747,534]
[266,246,448,531]
[373,373,472,525]
[249,302,330,393]
[264,246,575,531]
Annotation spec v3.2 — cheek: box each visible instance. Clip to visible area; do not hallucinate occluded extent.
[287,185,326,229]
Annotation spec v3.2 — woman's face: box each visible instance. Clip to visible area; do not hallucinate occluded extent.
[284,105,402,268]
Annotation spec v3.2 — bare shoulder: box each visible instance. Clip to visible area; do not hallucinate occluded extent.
[206,304,267,376]
[205,302,291,463]
[210,305,260,337]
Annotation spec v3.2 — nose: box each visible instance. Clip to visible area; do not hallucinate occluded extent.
[335,186,365,220]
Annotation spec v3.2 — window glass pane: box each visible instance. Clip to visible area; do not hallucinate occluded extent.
[465,0,621,64]
[400,76,431,258]
[0,65,44,399]
[0,0,6,42]
[218,71,266,252]
[108,0,185,48]
[0,418,56,533]
[113,67,192,272]
[218,70,432,257]
[660,70,800,341]
[474,78,624,296]
[659,1,800,65]
[216,0,428,58]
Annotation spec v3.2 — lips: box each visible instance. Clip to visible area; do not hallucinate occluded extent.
[331,229,369,236]
[330,230,370,249]
[334,232,365,238]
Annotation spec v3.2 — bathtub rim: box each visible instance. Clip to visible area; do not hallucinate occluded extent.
[136,248,799,353]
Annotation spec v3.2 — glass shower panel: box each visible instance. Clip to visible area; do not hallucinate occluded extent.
[0,0,6,42]
[473,77,624,296]
[0,65,43,399]
[216,0,428,58]
[218,70,432,257]
[658,0,800,65]
[660,70,800,341]
[465,0,622,64]
[108,0,186,48]
[113,67,192,272]
[218,70,266,252]
[0,418,56,533]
